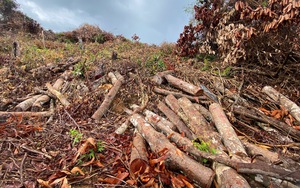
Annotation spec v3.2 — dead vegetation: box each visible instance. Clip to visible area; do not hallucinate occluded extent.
[0,0,300,187]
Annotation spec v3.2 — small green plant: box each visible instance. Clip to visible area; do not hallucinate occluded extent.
[69,129,83,146]
[201,58,211,71]
[73,61,88,77]
[193,139,216,163]
[94,33,105,43]
[97,141,105,152]
[145,53,166,74]
[212,66,232,77]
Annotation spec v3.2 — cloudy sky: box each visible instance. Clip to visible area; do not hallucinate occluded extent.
[16,0,195,44]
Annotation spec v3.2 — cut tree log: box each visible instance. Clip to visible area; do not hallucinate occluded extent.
[32,78,64,111]
[165,95,224,150]
[129,113,215,187]
[164,74,203,96]
[242,140,279,163]
[143,108,251,188]
[193,103,213,122]
[178,97,211,131]
[92,72,124,120]
[108,72,118,84]
[153,87,207,103]
[236,161,300,183]
[176,98,250,187]
[0,111,54,117]
[142,109,300,183]
[262,85,300,123]
[232,105,300,141]
[15,95,43,111]
[46,82,70,107]
[151,70,174,85]
[130,130,149,178]
[209,103,249,162]
[213,162,250,188]
[177,97,224,147]
[165,94,189,124]
[157,101,196,140]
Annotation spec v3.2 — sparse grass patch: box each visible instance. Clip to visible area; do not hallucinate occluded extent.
[69,129,83,146]
[145,52,166,74]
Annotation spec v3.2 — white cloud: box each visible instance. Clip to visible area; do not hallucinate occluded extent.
[16,0,195,44]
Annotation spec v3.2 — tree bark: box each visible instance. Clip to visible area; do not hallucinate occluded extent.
[32,78,64,111]
[213,162,250,188]
[144,108,250,187]
[262,86,300,123]
[176,97,224,150]
[130,130,149,178]
[164,74,203,96]
[232,105,300,141]
[157,101,196,140]
[242,140,279,163]
[92,72,124,120]
[153,87,207,103]
[194,103,213,122]
[236,161,300,182]
[143,109,300,182]
[0,111,53,117]
[130,113,215,187]
[165,94,189,124]
[15,95,43,111]
[209,103,248,162]
[46,82,70,107]
[151,70,174,85]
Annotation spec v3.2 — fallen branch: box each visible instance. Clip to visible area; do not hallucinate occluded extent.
[130,113,215,187]
[92,72,124,120]
[262,86,300,123]
[46,82,70,107]
[213,79,248,105]
[143,109,300,183]
[15,95,42,111]
[236,161,300,183]
[242,140,279,163]
[164,74,203,96]
[232,105,300,141]
[115,74,149,134]
[143,108,249,187]
[157,101,196,140]
[33,78,64,111]
[209,103,248,162]
[193,103,213,122]
[0,111,53,118]
[151,70,175,85]
[130,130,149,178]
[154,87,207,103]
[20,145,52,159]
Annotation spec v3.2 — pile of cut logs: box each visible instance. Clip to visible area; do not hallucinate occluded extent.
[119,71,300,187]
[1,67,300,187]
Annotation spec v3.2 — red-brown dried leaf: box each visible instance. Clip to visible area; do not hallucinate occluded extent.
[171,175,185,188]
[71,167,85,176]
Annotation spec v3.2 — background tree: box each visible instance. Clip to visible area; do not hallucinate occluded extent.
[0,0,18,22]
